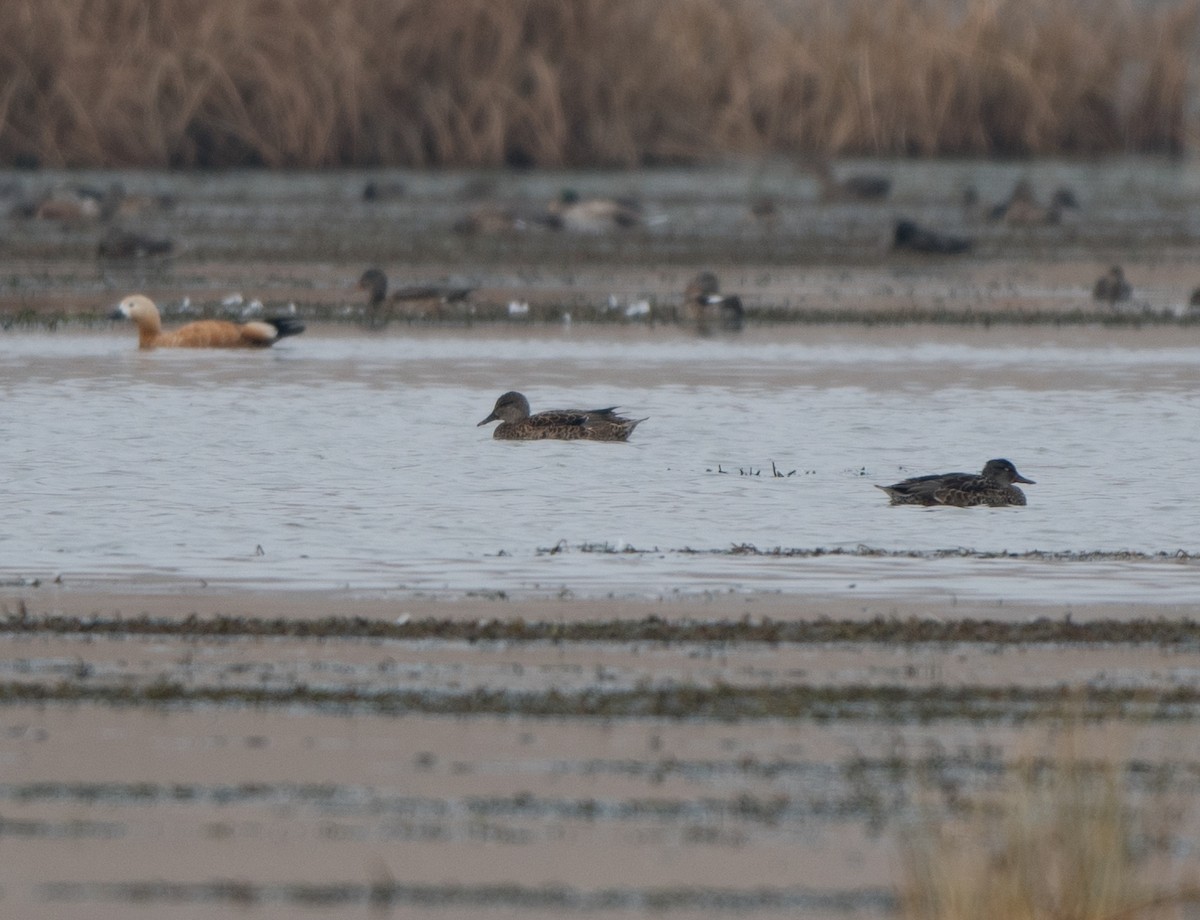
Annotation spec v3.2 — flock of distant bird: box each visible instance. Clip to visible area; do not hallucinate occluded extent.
[26,166,1165,507]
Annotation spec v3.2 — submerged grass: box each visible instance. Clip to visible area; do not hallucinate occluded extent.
[0,0,1195,168]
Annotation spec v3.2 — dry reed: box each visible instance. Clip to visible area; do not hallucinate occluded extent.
[899,754,1197,920]
[0,0,1196,168]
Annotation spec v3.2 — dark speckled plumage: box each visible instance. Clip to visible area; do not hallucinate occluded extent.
[876,458,1035,507]
[477,391,646,441]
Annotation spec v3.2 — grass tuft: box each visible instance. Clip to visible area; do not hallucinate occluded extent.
[899,753,1197,920]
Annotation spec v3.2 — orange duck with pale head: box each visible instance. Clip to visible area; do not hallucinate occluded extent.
[110,294,304,350]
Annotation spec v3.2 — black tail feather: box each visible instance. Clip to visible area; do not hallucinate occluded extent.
[266,316,305,339]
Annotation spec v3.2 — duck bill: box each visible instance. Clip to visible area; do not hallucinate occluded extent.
[108,306,126,320]
[1014,473,1035,484]
[477,412,498,427]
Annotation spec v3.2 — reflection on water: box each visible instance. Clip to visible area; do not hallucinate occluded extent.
[3,327,1198,603]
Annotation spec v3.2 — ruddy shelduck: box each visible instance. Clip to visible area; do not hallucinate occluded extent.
[110,294,305,350]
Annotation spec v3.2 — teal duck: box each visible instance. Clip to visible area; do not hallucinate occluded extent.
[477,391,646,441]
[683,271,744,332]
[876,458,1035,507]
[357,267,474,328]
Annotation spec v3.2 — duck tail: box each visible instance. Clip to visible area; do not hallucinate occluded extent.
[266,316,306,339]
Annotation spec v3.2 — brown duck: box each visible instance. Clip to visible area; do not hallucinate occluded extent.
[477,391,646,441]
[357,267,474,328]
[876,458,1035,507]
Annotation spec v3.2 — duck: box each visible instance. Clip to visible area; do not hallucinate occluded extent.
[110,294,304,350]
[451,205,527,235]
[875,459,1035,507]
[810,158,891,202]
[988,179,1074,226]
[746,195,779,227]
[1093,265,1132,307]
[477,391,646,441]
[97,228,174,260]
[361,180,406,202]
[683,271,744,332]
[543,190,641,232]
[892,219,972,255]
[356,268,474,328]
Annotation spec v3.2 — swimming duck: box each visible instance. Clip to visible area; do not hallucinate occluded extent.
[876,459,1035,507]
[893,219,972,255]
[544,190,641,232]
[683,271,744,332]
[1093,265,1132,307]
[356,268,474,328]
[110,294,304,350]
[477,391,646,441]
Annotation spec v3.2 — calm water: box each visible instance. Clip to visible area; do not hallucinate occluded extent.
[3,325,1198,604]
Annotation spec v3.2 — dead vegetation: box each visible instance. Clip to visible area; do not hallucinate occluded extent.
[0,0,1195,168]
[900,752,1200,920]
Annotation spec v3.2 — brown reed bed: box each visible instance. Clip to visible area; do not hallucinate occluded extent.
[0,0,1195,168]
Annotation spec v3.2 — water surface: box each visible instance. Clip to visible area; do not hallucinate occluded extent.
[4,326,1197,604]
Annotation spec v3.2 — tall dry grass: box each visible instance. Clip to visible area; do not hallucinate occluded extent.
[0,0,1196,168]
[899,755,1197,920]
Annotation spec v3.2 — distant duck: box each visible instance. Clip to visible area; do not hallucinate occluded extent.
[97,228,174,260]
[1093,265,1132,307]
[356,267,474,328]
[810,158,891,202]
[544,190,641,232]
[361,180,406,202]
[452,205,526,235]
[876,459,1035,507]
[747,195,779,227]
[110,295,304,350]
[893,219,972,255]
[683,271,744,332]
[477,391,646,441]
[988,179,1074,226]
[15,181,172,221]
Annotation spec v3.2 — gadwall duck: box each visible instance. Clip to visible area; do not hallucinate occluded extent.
[110,295,303,350]
[357,268,474,328]
[876,459,1035,507]
[1093,265,1132,307]
[683,271,744,332]
[477,391,646,441]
